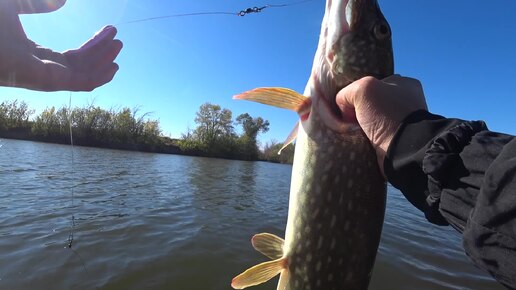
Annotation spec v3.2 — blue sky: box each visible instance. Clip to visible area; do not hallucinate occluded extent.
[1,0,515,145]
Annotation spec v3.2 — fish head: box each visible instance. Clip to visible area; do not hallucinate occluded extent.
[308,0,394,128]
[325,0,394,88]
[233,1,395,136]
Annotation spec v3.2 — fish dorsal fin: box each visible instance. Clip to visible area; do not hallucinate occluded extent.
[233,87,311,116]
[278,122,299,155]
[231,258,287,289]
[252,233,285,260]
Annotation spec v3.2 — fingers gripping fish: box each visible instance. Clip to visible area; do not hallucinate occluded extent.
[232,0,394,289]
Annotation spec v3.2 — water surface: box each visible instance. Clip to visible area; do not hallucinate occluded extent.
[0,139,503,289]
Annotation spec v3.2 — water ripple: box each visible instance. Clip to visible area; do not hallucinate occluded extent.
[0,140,504,290]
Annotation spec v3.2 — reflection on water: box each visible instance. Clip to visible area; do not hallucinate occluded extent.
[0,139,504,290]
[189,157,257,212]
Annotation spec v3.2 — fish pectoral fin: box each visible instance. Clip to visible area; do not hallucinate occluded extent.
[278,122,298,155]
[234,88,308,155]
[252,233,285,260]
[233,87,311,115]
[231,258,286,289]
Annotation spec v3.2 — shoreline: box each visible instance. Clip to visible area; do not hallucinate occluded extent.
[0,132,291,164]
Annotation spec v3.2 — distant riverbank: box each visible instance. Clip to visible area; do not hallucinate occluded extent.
[0,126,182,154]
[0,128,293,164]
[0,100,293,164]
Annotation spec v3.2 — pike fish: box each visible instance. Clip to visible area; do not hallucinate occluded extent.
[231,0,393,289]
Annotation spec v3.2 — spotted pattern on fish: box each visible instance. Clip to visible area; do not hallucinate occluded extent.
[285,110,385,289]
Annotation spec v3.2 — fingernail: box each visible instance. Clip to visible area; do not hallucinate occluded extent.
[95,25,116,38]
[80,27,114,51]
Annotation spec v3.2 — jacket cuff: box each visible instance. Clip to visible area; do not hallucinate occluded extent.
[384,110,476,225]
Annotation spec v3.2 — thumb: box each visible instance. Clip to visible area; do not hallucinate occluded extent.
[336,76,379,124]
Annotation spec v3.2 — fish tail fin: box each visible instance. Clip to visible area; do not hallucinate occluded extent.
[231,258,287,289]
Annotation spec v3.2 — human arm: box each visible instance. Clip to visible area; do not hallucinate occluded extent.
[337,75,516,289]
[0,1,122,92]
[382,108,516,289]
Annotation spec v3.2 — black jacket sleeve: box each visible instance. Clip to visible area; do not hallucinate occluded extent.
[384,110,516,290]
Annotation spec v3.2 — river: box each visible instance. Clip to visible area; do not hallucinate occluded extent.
[0,139,504,289]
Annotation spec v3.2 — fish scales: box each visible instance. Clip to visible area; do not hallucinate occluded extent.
[232,0,393,289]
[286,110,386,289]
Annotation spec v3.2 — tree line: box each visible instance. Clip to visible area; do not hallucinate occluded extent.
[0,100,294,163]
[178,103,271,160]
[0,100,166,152]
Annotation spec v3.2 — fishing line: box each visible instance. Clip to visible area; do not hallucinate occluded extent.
[119,0,316,25]
[66,92,89,274]
[67,92,75,249]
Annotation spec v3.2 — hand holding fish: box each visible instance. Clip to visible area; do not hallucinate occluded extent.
[0,0,122,92]
[336,75,428,176]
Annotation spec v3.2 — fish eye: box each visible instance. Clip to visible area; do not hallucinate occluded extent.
[373,22,391,40]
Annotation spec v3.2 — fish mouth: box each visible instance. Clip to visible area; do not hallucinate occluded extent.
[325,0,353,59]
[324,0,382,88]
[317,0,392,123]
[318,0,360,124]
